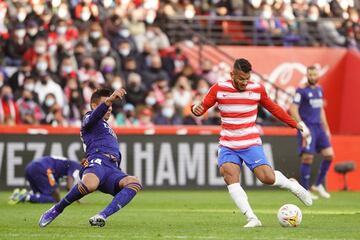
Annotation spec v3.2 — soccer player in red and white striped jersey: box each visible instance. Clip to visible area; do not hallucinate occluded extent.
[192,58,312,228]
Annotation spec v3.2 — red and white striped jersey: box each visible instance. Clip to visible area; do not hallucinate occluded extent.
[200,80,297,150]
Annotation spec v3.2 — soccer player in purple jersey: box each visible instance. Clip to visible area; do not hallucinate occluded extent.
[8,156,81,204]
[39,88,142,227]
[290,65,334,199]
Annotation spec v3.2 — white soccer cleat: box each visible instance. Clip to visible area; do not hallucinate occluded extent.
[311,184,331,199]
[244,218,262,228]
[289,179,313,206]
[89,214,106,227]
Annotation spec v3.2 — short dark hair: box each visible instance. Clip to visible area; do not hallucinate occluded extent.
[307,65,317,71]
[233,58,252,73]
[90,88,112,104]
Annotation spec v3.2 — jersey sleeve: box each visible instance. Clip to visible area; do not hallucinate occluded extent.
[201,83,218,111]
[82,102,109,129]
[259,84,298,128]
[292,88,302,105]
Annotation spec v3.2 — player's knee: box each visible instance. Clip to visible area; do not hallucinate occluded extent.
[223,173,239,185]
[122,176,143,192]
[259,172,275,185]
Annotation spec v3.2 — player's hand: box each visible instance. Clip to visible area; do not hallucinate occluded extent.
[105,88,127,105]
[297,121,310,136]
[192,103,205,116]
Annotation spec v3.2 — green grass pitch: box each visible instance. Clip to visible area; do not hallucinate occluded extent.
[0,190,359,240]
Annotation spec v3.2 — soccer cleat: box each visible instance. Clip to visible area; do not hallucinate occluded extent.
[8,188,28,205]
[244,218,262,228]
[289,179,313,206]
[311,184,331,199]
[38,206,61,227]
[89,214,106,227]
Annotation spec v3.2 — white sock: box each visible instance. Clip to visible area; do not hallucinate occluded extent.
[227,183,257,221]
[272,170,296,191]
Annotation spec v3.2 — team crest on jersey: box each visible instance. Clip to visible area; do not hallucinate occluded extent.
[308,92,313,97]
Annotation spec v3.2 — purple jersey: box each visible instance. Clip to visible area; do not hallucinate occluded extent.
[293,86,324,125]
[26,156,81,195]
[80,103,121,161]
[33,156,81,181]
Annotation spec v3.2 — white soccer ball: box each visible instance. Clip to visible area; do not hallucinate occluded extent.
[277,204,302,227]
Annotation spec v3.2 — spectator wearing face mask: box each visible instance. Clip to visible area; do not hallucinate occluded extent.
[116,40,138,69]
[78,56,105,84]
[154,102,182,125]
[74,2,99,31]
[87,22,104,49]
[8,60,31,93]
[41,93,67,127]
[144,25,170,52]
[4,23,29,66]
[0,85,21,125]
[58,55,78,88]
[99,57,118,83]
[24,21,43,47]
[16,89,44,124]
[23,37,51,68]
[125,72,147,106]
[141,54,170,89]
[172,75,193,111]
[64,77,84,126]
[116,103,139,127]
[122,57,139,81]
[34,64,64,107]
[93,38,121,74]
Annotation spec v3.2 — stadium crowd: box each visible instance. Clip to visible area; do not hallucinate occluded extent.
[0,0,359,127]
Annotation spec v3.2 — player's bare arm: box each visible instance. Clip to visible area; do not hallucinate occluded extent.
[290,103,309,136]
[105,88,127,106]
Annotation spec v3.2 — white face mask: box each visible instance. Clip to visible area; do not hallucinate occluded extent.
[262,10,272,19]
[119,48,130,56]
[62,65,72,73]
[27,28,38,36]
[198,87,208,95]
[81,11,91,21]
[308,14,319,21]
[145,97,156,106]
[146,31,155,39]
[90,31,101,39]
[57,26,67,35]
[45,98,55,107]
[99,45,110,54]
[17,12,27,22]
[15,29,26,38]
[58,7,69,19]
[36,61,48,72]
[162,107,174,118]
[119,29,130,38]
[111,81,122,90]
[35,45,47,54]
[24,83,35,91]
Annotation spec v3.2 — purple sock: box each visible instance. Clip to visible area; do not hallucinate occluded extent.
[54,181,89,213]
[100,183,142,218]
[300,163,312,190]
[315,160,332,186]
[29,194,56,203]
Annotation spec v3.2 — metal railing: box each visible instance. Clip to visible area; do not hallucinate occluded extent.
[161,16,295,106]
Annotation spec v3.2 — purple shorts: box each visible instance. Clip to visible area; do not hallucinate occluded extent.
[297,123,331,155]
[25,162,56,195]
[80,157,128,196]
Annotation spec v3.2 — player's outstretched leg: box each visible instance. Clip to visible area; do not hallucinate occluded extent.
[39,181,90,227]
[272,170,313,206]
[89,182,142,227]
[228,183,262,228]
